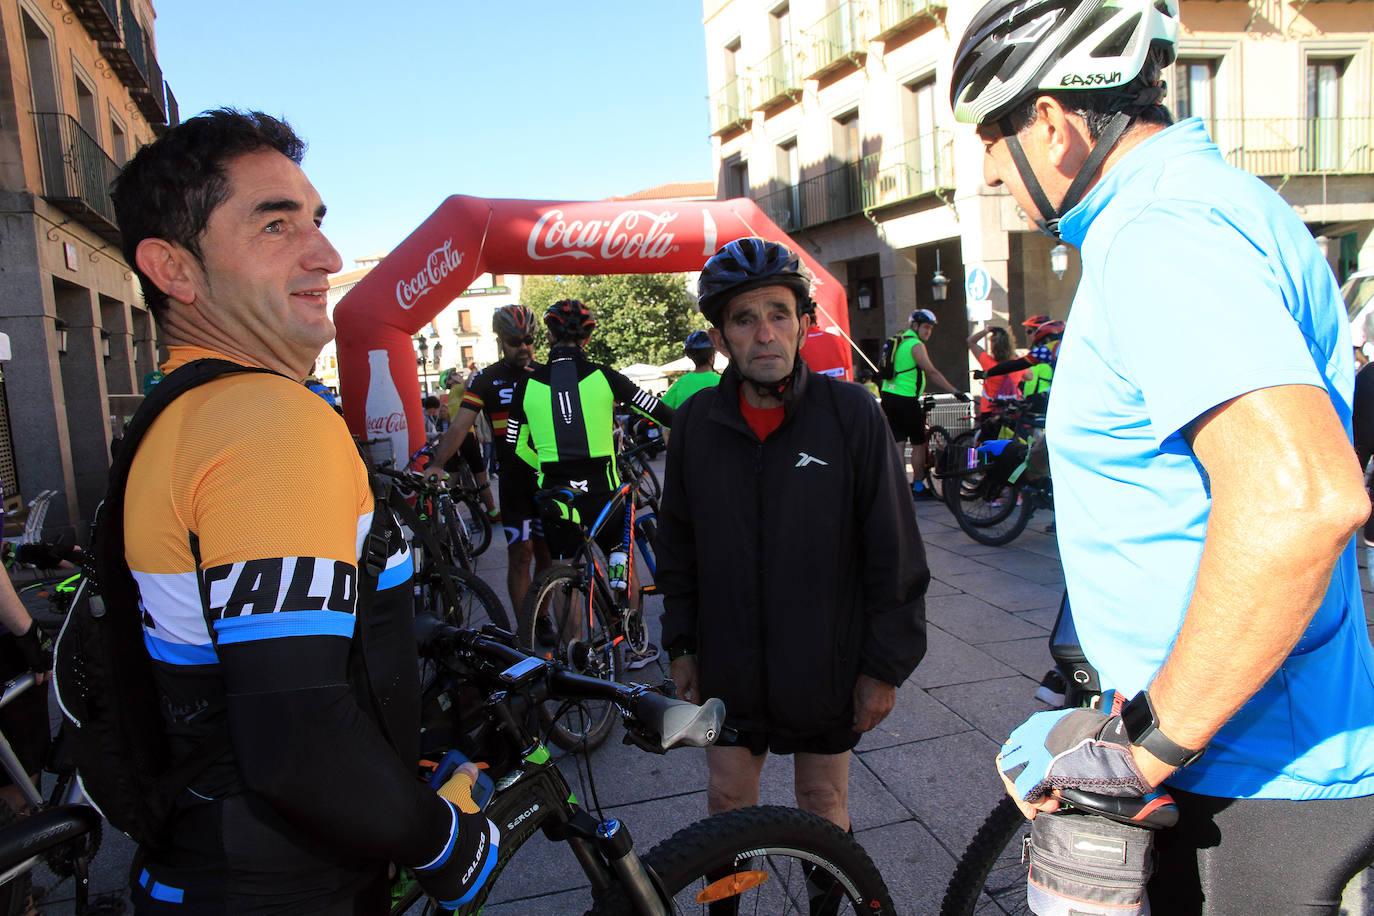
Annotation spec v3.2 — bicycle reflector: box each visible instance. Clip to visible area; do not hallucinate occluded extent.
[696,871,770,904]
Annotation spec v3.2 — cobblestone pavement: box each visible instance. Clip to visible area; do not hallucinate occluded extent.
[22,466,1374,914]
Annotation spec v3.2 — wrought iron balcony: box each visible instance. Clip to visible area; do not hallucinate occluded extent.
[755,44,801,110]
[753,159,864,232]
[67,0,120,42]
[860,130,955,209]
[165,83,179,130]
[871,0,946,41]
[711,77,753,136]
[101,0,149,90]
[32,113,122,243]
[1210,117,1372,177]
[803,1,865,79]
[136,51,169,127]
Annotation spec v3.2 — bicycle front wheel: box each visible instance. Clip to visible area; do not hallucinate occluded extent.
[521,564,620,753]
[448,497,492,559]
[940,796,1031,916]
[950,480,1033,546]
[436,566,509,631]
[630,806,894,915]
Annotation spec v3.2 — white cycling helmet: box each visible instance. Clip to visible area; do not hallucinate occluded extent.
[950,0,1179,236]
[951,0,1179,126]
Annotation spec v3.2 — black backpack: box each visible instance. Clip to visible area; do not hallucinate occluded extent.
[52,359,394,849]
[877,329,918,383]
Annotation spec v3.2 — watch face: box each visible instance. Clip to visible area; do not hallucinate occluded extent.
[1121,693,1154,742]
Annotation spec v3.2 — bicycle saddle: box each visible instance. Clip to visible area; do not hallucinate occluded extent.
[0,805,100,874]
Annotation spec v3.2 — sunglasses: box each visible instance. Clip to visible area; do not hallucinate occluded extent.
[504,336,534,347]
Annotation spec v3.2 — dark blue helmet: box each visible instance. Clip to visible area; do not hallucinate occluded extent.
[684,330,714,351]
[696,237,814,326]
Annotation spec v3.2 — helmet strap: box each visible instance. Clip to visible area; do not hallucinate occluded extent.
[999,110,1132,239]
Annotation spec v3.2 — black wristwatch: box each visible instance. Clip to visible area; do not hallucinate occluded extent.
[1120,690,1206,768]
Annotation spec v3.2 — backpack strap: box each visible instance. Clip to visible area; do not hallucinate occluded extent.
[95,359,279,808]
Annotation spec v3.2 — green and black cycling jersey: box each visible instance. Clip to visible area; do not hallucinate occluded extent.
[505,344,673,488]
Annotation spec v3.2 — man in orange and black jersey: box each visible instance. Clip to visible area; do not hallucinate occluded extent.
[112,109,496,913]
[427,305,551,612]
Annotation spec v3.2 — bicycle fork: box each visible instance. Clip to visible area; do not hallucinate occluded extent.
[556,812,670,915]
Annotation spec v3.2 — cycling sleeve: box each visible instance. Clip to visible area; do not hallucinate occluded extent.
[984,356,1032,378]
[189,383,496,902]
[842,386,929,685]
[606,368,674,428]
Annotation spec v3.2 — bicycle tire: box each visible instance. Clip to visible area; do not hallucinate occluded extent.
[939,796,1031,916]
[431,567,509,632]
[591,805,895,915]
[925,425,950,500]
[520,564,620,752]
[951,481,1034,546]
[634,454,663,504]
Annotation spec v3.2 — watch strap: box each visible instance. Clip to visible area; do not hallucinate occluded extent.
[1123,691,1206,768]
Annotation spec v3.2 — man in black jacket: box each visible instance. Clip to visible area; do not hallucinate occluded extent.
[658,238,927,840]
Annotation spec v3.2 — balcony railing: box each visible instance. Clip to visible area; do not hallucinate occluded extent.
[100,0,149,90]
[755,43,801,110]
[135,51,169,127]
[32,112,122,242]
[871,0,946,40]
[753,159,864,231]
[1210,117,1372,177]
[165,83,180,129]
[803,2,865,79]
[860,130,955,209]
[711,77,752,135]
[68,0,120,42]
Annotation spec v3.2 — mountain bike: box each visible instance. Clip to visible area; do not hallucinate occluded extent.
[921,396,953,500]
[406,445,493,558]
[0,673,107,915]
[940,398,1052,546]
[375,467,508,632]
[615,423,664,510]
[521,478,662,753]
[393,617,895,915]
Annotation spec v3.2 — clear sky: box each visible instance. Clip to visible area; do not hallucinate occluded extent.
[154,1,714,269]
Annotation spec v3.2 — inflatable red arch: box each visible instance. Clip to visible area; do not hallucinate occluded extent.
[334,196,853,465]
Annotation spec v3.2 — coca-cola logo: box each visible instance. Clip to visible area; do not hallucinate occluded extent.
[396,239,464,310]
[526,209,679,262]
[365,412,408,434]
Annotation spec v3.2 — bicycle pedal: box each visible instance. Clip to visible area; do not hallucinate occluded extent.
[639,584,659,597]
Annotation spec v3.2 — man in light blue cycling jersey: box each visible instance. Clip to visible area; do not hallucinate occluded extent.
[952,0,1374,910]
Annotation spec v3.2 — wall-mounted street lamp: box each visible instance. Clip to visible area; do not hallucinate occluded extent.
[931,250,950,303]
[1050,243,1070,280]
[431,341,444,369]
[100,329,112,360]
[856,283,873,311]
[414,334,429,367]
[54,319,68,356]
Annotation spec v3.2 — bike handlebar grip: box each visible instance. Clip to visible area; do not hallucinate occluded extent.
[633,692,727,751]
[1058,787,1179,830]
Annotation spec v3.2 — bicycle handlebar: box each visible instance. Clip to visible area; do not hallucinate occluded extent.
[415,615,726,753]
[1058,786,1179,830]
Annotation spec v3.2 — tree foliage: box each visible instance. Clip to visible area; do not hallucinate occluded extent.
[520,273,707,368]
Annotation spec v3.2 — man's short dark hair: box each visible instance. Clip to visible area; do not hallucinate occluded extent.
[112,109,306,320]
[422,396,441,410]
[1004,46,1174,142]
[688,349,714,370]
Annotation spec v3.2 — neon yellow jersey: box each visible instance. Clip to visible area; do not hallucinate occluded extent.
[879,330,926,398]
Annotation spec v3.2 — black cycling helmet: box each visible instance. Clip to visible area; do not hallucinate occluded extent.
[544,299,597,340]
[950,0,1178,236]
[492,304,536,340]
[696,237,814,327]
[684,330,714,352]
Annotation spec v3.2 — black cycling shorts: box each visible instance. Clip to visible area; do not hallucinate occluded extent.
[880,392,925,444]
[0,632,50,785]
[717,725,860,758]
[498,461,543,547]
[443,431,484,476]
[1148,786,1374,915]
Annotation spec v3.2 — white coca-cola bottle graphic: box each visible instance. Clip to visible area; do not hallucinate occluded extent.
[365,349,409,468]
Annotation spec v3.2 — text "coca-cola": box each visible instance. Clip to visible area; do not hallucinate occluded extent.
[396,239,464,310]
[526,209,679,262]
